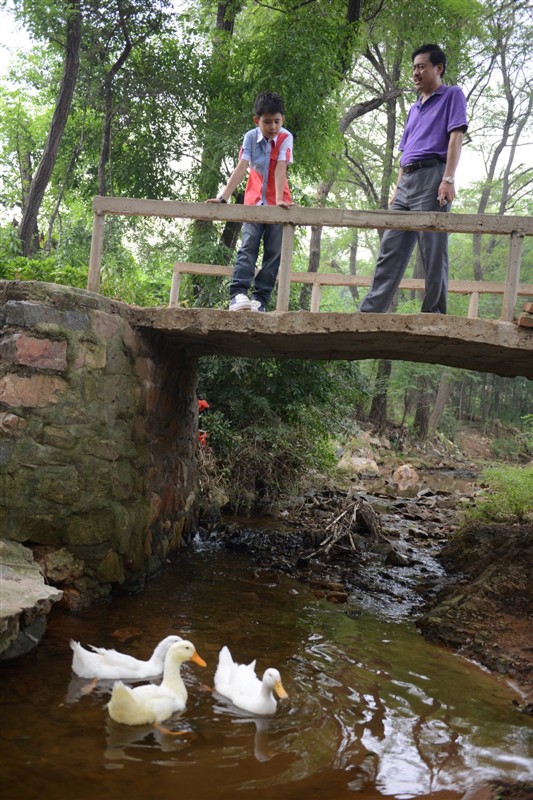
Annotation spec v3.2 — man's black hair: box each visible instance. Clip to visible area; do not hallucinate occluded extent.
[254,91,284,117]
[412,44,447,77]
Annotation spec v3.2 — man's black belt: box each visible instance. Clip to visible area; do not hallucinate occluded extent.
[403,158,442,173]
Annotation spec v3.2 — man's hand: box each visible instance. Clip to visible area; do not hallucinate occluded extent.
[438,181,456,206]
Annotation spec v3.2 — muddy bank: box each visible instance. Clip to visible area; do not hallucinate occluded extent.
[417,521,533,703]
[199,483,533,703]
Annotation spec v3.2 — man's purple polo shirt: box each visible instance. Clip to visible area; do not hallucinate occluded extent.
[399,84,468,167]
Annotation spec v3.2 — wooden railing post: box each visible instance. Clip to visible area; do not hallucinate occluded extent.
[87,211,106,293]
[467,291,479,319]
[276,223,295,312]
[169,266,181,307]
[501,231,524,321]
[310,275,321,313]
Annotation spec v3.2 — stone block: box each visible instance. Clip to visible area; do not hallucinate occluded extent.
[110,460,134,500]
[100,375,136,414]
[112,503,132,553]
[134,357,156,381]
[64,510,112,546]
[13,439,66,467]
[1,334,67,371]
[96,548,124,584]
[170,517,186,550]
[0,300,88,331]
[72,341,107,369]
[80,437,122,462]
[0,510,64,545]
[122,322,141,355]
[0,439,15,468]
[41,425,76,450]
[36,467,81,505]
[0,373,68,407]
[92,309,121,339]
[37,547,85,583]
[0,412,27,435]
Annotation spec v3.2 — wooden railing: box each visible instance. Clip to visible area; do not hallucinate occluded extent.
[88,197,533,321]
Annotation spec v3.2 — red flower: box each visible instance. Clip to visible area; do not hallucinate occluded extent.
[198,399,210,412]
[198,431,209,446]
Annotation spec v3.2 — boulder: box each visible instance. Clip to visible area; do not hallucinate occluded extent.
[338,455,380,477]
[392,464,419,487]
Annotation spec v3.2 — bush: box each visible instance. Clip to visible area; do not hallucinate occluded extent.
[463,466,533,524]
[196,356,364,513]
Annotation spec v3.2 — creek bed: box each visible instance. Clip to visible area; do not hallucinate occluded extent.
[1,539,531,800]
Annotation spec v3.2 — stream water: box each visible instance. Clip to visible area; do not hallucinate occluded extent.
[1,535,531,800]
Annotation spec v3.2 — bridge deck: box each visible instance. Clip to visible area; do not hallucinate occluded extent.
[128,308,533,380]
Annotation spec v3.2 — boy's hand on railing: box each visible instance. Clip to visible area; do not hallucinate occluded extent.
[276,201,293,209]
[206,197,225,203]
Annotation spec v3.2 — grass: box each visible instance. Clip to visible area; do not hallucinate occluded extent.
[464,465,533,524]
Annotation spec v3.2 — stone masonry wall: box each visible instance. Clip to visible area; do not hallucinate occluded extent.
[0,281,199,610]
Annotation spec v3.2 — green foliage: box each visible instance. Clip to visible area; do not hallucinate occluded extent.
[0,219,88,286]
[464,466,533,524]
[518,414,533,456]
[197,355,366,511]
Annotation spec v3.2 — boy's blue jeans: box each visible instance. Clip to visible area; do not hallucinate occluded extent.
[229,222,283,307]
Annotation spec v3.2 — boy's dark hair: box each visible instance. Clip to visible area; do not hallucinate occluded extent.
[254,91,284,117]
[412,44,446,77]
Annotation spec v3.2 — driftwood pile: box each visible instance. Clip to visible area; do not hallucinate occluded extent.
[289,491,386,562]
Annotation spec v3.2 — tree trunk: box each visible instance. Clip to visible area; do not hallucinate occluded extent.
[303,86,402,303]
[98,4,133,196]
[472,8,525,280]
[413,375,430,440]
[188,2,244,268]
[369,359,392,433]
[18,1,82,256]
[428,372,454,434]
[348,231,359,304]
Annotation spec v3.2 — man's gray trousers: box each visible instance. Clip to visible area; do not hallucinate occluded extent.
[359,163,450,314]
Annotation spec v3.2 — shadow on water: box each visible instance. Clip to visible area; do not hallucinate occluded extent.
[1,541,531,800]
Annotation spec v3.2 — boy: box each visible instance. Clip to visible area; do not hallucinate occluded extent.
[207,91,293,312]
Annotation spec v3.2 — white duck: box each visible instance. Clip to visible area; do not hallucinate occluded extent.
[107,639,206,727]
[214,645,288,716]
[70,635,182,680]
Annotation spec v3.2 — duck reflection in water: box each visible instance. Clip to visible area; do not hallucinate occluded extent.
[64,675,116,705]
[104,717,193,759]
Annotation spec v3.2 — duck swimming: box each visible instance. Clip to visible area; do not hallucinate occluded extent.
[214,645,288,716]
[70,635,182,681]
[107,639,206,727]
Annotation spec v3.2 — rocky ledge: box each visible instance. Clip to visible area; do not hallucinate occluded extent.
[0,539,63,660]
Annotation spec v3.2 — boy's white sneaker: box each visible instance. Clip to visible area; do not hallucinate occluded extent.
[229,294,252,311]
[250,300,266,312]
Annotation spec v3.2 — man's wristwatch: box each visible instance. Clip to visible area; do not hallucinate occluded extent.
[441,176,455,184]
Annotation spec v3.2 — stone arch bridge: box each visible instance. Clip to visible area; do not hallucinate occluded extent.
[87,197,533,379]
[1,196,532,646]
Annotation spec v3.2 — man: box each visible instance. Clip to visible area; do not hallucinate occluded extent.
[359,44,468,314]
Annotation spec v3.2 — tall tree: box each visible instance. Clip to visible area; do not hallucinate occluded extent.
[16,0,82,255]
[467,0,533,279]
